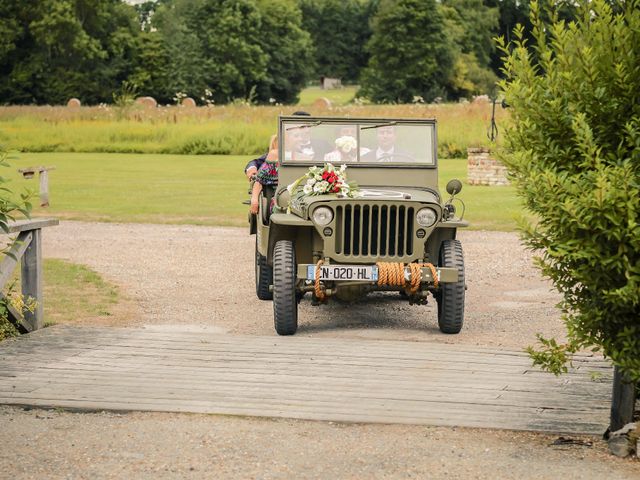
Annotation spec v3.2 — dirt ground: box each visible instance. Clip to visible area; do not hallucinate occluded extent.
[0,221,637,479]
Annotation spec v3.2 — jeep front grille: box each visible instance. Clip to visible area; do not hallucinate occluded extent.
[335,204,414,258]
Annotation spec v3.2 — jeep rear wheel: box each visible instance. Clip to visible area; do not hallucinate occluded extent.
[436,239,465,334]
[255,239,273,300]
[273,240,298,335]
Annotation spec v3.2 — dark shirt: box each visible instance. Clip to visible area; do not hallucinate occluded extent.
[245,152,268,173]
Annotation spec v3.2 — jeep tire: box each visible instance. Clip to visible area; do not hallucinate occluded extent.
[436,239,465,334]
[255,239,273,300]
[273,240,298,335]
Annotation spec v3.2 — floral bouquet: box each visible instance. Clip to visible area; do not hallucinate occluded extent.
[287,163,360,209]
[335,135,357,161]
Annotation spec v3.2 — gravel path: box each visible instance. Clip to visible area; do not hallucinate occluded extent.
[41,221,566,348]
[1,221,636,479]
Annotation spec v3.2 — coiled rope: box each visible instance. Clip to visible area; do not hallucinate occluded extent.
[314,260,439,299]
[315,259,328,301]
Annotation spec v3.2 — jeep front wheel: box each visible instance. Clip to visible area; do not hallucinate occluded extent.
[436,239,465,334]
[273,240,298,335]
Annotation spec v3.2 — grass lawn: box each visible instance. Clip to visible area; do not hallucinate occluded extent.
[297,86,359,106]
[43,259,120,326]
[1,258,123,340]
[8,152,523,231]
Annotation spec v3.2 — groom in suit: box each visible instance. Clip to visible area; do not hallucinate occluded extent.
[361,125,412,162]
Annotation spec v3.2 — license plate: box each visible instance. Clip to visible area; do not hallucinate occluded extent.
[307,265,378,281]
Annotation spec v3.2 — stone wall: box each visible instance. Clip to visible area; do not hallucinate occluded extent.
[467,147,510,186]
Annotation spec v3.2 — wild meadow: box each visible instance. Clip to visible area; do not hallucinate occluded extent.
[0,100,508,159]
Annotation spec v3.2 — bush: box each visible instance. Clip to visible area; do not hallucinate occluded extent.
[498,0,640,380]
[0,147,32,340]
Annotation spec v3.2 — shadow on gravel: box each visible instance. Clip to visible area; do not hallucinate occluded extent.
[297,291,441,334]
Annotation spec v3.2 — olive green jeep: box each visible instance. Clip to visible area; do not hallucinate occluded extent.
[250,116,468,336]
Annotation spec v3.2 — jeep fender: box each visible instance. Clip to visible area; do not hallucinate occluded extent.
[268,213,316,265]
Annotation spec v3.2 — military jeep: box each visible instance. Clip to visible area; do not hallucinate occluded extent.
[250,116,468,336]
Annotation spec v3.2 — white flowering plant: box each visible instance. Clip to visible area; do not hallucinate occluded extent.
[286,163,360,210]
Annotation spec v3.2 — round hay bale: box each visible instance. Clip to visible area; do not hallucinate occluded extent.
[135,96,157,108]
[181,97,196,108]
[313,97,332,109]
[67,98,81,108]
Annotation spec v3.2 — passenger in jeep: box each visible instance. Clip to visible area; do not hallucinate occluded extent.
[250,135,279,215]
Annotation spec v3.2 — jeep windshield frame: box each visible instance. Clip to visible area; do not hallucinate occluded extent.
[278,116,437,169]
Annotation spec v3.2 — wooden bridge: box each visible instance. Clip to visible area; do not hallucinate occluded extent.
[0,325,612,434]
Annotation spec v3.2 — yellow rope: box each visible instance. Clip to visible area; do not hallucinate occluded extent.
[376,262,439,295]
[315,259,327,301]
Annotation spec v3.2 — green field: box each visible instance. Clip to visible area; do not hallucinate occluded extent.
[9,153,522,231]
[297,86,359,106]
[0,100,506,159]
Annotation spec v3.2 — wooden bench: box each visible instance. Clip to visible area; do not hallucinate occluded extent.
[0,218,59,332]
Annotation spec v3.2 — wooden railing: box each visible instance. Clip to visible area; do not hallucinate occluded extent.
[0,218,58,332]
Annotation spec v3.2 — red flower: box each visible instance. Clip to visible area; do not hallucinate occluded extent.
[332,185,340,193]
[322,171,330,180]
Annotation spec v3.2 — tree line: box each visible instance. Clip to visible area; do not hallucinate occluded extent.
[0,0,566,105]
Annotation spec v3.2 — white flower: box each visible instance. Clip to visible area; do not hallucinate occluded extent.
[340,164,347,173]
[303,184,313,195]
[306,178,316,185]
[335,136,357,153]
[315,173,322,181]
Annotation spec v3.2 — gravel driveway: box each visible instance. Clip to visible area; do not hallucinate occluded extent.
[41,221,566,348]
[1,221,636,479]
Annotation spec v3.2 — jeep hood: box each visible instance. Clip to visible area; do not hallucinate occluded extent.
[302,187,440,206]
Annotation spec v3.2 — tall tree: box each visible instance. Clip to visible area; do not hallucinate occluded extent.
[299,0,375,83]
[441,0,499,97]
[0,0,140,104]
[359,0,456,103]
[255,0,313,104]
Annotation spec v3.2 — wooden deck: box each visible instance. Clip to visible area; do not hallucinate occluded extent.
[0,326,612,434]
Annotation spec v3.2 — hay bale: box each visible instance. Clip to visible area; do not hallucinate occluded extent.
[67,98,81,108]
[135,96,157,108]
[313,97,332,109]
[181,97,196,108]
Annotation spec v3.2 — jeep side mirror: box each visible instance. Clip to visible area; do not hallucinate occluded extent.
[446,179,463,196]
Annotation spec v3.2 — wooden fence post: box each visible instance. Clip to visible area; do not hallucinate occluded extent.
[610,366,636,432]
[21,228,43,331]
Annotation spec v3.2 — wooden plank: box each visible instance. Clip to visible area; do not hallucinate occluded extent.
[1,374,608,412]
[0,326,613,434]
[7,218,59,233]
[0,231,32,288]
[20,228,42,331]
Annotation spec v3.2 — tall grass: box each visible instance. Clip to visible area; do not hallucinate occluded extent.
[0,102,507,158]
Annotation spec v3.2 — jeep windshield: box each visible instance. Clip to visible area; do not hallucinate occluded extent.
[279,117,436,166]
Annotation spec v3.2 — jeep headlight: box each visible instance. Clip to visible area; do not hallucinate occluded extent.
[416,208,437,227]
[312,206,334,226]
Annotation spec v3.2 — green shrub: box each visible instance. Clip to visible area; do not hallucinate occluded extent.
[499,0,640,380]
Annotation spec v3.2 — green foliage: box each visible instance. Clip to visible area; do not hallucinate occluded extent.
[0,0,140,104]
[254,0,314,104]
[0,149,32,234]
[0,146,32,341]
[499,0,640,380]
[442,0,499,97]
[299,0,375,83]
[359,0,457,103]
